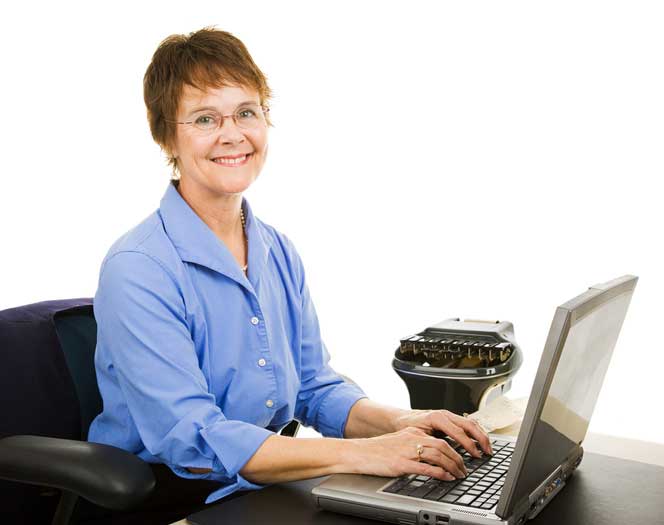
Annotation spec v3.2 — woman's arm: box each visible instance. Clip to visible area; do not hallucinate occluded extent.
[344,398,493,457]
[238,397,495,484]
[188,399,491,483]
[92,252,272,492]
[343,398,409,438]
[239,428,467,484]
[239,435,351,483]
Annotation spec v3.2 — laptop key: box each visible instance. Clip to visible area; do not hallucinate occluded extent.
[441,494,459,503]
[399,483,424,496]
[382,479,409,494]
[410,481,439,499]
[456,494,476,505]
[424,485,454,501]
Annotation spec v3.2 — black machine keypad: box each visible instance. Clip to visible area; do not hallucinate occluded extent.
[382,439,515,511]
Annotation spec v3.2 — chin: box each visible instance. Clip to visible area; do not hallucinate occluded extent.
[210,176,257,196]
[180,166,259,197]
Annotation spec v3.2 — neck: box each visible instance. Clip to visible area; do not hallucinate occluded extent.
[175,177,244,241]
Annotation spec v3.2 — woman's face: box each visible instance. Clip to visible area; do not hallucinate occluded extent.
[171,84,268,198]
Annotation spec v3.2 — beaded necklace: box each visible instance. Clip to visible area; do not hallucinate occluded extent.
[240,207,248,274]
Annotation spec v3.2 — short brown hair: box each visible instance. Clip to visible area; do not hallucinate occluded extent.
[143,27,273,170]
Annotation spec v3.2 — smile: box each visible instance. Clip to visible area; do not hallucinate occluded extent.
[211,153,252,166]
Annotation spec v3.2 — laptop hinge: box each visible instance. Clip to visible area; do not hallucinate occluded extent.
[525,447,584,520]
[510,497,531,525]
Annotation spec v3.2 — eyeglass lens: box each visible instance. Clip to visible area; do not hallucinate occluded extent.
[191,104,266,132]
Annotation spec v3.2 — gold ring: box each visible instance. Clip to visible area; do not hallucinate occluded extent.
[416,444,424,461]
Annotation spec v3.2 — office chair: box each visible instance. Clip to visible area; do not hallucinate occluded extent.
[0,299,302,524]
[0,299,155,524]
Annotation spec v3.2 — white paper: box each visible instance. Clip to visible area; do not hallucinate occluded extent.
[466,396,527,433]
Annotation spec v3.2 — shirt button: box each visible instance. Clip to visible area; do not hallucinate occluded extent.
[265,399,274,408]
[258,358,266,367]
[250,316,259,325]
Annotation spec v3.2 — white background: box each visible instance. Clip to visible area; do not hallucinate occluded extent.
[1,1,662,445]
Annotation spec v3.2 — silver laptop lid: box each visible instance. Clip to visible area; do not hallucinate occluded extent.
[496,275,637,518]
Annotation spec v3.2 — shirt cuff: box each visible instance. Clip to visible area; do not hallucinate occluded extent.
[316,383,367,438]
[199,419,274,478]
[169,464,265,504]
[203,472,265,504]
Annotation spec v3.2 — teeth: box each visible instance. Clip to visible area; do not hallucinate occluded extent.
[213,154,248,165]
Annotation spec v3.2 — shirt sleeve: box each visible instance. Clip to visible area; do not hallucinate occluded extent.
[92,250,273,498]
[292,252,367,438]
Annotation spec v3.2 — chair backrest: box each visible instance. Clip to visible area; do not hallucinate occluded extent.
[54,306,102,440]
[0,299,94,523]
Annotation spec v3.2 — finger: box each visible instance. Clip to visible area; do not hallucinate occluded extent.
[419,445,466,479]
[403,426,429,436]
[423,436,467,476]
[407,460,455,481]
[455,417,493,455]
[429,413,481,458]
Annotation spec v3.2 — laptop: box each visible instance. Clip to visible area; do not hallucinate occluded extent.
[313,275,638,525]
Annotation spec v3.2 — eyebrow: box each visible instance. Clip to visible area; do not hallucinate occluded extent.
[186,100,259,117]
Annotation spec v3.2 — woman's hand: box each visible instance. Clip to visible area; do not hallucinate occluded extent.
[393,409,493,458]
[346,426,468,481]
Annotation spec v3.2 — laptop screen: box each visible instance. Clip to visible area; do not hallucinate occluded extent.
[499,277,636,516]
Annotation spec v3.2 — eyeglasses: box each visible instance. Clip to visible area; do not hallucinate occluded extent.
[168,103,270,134]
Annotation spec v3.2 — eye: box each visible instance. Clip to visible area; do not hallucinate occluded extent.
[237,107,258,120]
[193,114,219,128]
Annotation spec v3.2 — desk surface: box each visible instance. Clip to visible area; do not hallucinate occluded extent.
[173,434,664,525]
[185,452,664,525]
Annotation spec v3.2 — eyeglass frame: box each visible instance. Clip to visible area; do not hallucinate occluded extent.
[166,104,270,133]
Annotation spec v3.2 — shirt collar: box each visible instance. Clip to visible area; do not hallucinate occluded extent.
[158,181,272,288]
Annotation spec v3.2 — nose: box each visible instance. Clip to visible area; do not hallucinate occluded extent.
[216,116,245,145]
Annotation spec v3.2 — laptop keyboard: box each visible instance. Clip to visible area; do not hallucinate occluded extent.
[382,439,514,511]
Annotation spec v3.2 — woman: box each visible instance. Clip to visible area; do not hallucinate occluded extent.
[88,27,491,511]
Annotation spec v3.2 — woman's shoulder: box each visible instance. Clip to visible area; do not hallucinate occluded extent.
[253,216,308,290]
[254,217,303,265]
[99,210,183,282]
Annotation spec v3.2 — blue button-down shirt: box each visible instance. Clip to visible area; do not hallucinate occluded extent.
[88,182,366,503]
